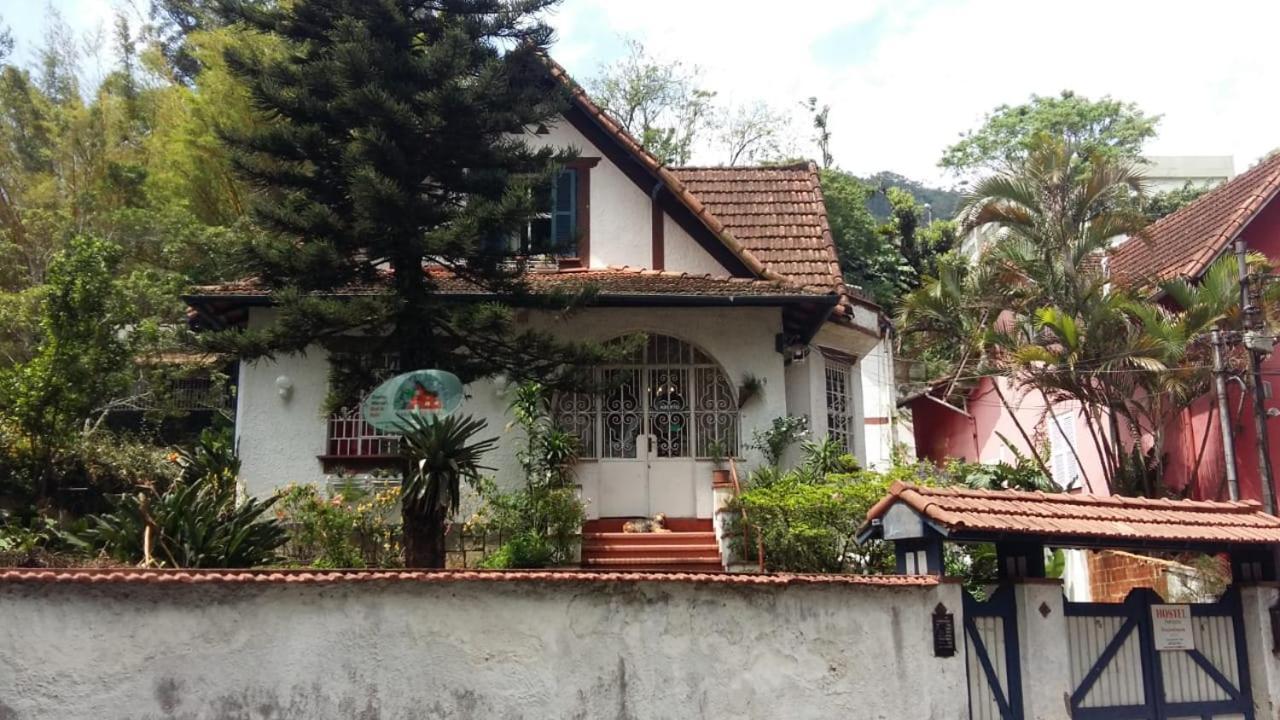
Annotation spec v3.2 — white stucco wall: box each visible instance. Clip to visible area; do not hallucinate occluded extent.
[235,309,332,498]
[522,117,732,277]
[0,575,969,720]
[235,305,789,515]
[663,213,727,274]
[859,339,898,470]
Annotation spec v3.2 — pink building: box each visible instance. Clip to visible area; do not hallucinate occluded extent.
[908,152,1280,507]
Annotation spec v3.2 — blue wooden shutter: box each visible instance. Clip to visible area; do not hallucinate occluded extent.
[550,169,577,255]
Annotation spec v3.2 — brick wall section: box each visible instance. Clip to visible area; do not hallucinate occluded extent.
[1087,550,1172,602]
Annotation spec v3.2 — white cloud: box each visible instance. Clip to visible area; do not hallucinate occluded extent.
[552,0,1280,184]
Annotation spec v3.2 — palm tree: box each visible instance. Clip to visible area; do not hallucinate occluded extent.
[398,414,498,568]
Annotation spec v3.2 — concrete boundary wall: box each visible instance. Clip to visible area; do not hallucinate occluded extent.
[0,570,967,720]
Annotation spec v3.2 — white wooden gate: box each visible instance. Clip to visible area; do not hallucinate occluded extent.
[1064,587,1253,719]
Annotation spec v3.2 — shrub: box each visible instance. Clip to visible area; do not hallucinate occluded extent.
[734,470,893,573]
[468,479,585,567]
[749,415,809,467]
[80,477,287,568]
[175,425,240,488]
[277,483,402,568]
[733,447,1049,581]
[471,382,587,568]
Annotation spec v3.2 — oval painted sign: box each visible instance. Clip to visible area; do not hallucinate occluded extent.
[361,370,464,432]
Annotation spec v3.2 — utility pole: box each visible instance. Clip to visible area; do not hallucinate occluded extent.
[1237,239,1278,514]
[1211,328,1241,500]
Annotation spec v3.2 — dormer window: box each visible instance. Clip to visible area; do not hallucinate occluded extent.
[523,168,579,257]
[485,158,598,264]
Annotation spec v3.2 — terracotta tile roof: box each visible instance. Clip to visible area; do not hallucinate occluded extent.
[864,482,1280,545]
[0,567,938,587]
[541,55,775,281]
[1109,152,1280,286]
[187,266,833,301]
[541,54,876,319]
[670,164,872,317]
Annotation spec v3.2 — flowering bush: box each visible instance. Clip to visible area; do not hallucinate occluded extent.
[277,483,402,568]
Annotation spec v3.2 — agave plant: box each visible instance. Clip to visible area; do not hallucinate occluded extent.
[81,478,287,568]
[397,413,498,568]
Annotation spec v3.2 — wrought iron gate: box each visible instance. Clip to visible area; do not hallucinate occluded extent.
[1064,587,1254,719]
[964,586,1023,720]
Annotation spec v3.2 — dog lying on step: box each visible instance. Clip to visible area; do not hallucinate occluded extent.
[622,513,670,533]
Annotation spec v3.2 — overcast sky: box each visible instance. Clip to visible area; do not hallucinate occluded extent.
[6,0,1278,186]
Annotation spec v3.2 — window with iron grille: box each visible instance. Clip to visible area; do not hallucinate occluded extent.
[554,335,738,460]
[825,354,855,453]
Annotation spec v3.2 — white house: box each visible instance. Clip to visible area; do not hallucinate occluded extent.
[185,57,887,567]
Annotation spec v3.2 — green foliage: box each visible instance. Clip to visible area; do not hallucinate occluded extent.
[397,413,498,567]
[940,91,1160,176]
[862,171,962,221]
[206,0,620,391]
[947,457,1056,492]
[1144,181,1213,221]
[2,236,131,447]
[471,382,586,568]
[175,424,239,487]
[591,39,715,166]
[821,168,958,309]
[800,437,859,478]
[736,470,893,573]
[399,414,498,520]
[277,484,402,568]
[80,477,287,568]
[734,442,1041,580]
[749,415,809,468]
[468,479,584,568]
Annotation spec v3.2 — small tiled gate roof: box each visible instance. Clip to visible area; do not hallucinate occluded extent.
[1109,152,1280,286]
[862,482,1280,547]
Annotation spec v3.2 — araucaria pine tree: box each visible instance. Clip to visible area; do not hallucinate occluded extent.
[213,0,612,566]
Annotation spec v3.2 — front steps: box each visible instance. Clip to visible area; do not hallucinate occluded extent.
[581,518,723,572]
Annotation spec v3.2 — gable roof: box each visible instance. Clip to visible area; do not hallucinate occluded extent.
[670,164,846,292]
[1109,152,1280,286]
[543,55,874,318]
[862,482,1280,547]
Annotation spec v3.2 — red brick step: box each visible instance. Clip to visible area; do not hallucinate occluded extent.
[581,518,723,572]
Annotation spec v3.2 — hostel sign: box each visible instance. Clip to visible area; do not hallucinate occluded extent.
[361,370,464,432]
[1151,604,1195,651]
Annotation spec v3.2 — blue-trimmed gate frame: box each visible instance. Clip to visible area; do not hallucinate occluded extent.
[1064,587,1254,720]
[964,585,1024,720]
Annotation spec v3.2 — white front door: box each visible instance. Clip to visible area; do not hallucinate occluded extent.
[560,335,738,519]
[597,435,697,518]
[599,433,650,517]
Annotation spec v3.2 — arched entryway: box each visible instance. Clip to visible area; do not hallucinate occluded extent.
[555,333,738,517]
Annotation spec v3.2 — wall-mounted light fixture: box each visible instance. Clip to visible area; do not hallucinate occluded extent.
[275,375,293,400]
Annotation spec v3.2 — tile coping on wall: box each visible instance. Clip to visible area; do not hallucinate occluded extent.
[0,568,941,587]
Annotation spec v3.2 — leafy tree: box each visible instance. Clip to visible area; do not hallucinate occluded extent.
[904,135,1255,496]
[821,169,956,310]
[590,38,715,165]
[1144,181,1213,221]
[862,171,962,221]
[211,0,624,565]
[803,97,832,169]
[2,236,131,496]
[717,100,790,166]
[940,91,1160,177]
[147,0,226,84]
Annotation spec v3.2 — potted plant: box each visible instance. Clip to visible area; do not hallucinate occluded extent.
[707,439,732,487]
[738,373,763,409]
